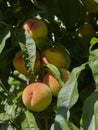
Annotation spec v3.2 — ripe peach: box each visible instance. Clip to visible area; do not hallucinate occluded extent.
[13,51,29,76]
[22,82,52,112]
[23,18,48,41]
[42,46,70,68]
[43,68,70,96]
[13,50,41,76]
[34,51,41,74]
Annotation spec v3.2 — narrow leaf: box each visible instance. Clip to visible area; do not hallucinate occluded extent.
[88,49,98,88]
[68,121,80,130]
[89,37,98,52]
[0,24,10,54]
[19,31,36,74]
[81,90,98,130]
[54,63,86,130]
[21,110,39,130]
[46,64,64,86]
[94,98,98,130]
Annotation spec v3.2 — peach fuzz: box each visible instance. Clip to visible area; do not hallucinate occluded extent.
[13,50,41,76]
[23,18,48,41]
[22,82,52,112]
[13,51,29,76]
[42,46,70,69]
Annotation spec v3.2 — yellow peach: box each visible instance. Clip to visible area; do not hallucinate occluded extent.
[22,82,52,112]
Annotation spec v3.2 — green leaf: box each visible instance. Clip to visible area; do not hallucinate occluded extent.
[68,121,80,130]
[94,99,98,130]
[19,31,36,74]
[88,49,98,88]
[4,101,17,120]
[81,90,98,130]
[54,63,86,130]
[0,113,10,121]
[0,24,11,54]
[21,110,39,130]
[62,121,70,130]
[34,0,86,32]
[89,37,98,52]
[0,122,17,130]
[46,64,64,86]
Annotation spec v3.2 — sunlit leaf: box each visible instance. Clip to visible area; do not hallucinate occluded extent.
[81,90,98,130]
[88,49,98,88]
[68,121,80,130]
[0,113,10,121]
[94,99,98,130]
[0,24,10,54]
[21,110,39,130]
[19,31,36,74]
[89,37,98,52]
[46,64,64,86]
[54,63,86,130]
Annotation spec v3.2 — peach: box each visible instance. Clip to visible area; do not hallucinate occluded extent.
[13,50,41,76]
[13,51,29,76]
[22,82,52,112]
[78,23,96,41]
[43,68,70,96]
[84,0,98,13]
[23,18,48,41]
[42,46,70,68]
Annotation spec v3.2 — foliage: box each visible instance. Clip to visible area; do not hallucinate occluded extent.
[0,0,98,130]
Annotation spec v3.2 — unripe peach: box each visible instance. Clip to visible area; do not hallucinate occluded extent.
[13,50,41,76]
[78,23,96,41]
[23,18,48,41]
[42,46,70,68]
[22,82,52,112]
[43,68,70,96]
[84,0,98,13]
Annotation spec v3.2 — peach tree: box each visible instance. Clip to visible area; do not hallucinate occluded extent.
[0,0,98,130]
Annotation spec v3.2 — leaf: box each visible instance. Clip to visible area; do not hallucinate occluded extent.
[19,31,36,74]
[21,110,39,130]
[0,48,12,86]
[30,0,39,7]
[0,113,10,121]
[89,37,98,52]
[34,0,86,32]
[62,121,70,130]
[88,49,98,88]
[0,122,17,130]
[51,121,70,130]
[94,99,98,130]
[0,23,11,54]
[52,121,80,130]
[68,121,80,130]
[81,90,98,130]
[54,63,86,130]
[46,64,64,86]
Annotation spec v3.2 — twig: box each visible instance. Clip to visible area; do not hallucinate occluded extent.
[45,114,49,130]
[10,73,27,84]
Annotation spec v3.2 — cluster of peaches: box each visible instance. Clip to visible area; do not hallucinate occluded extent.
[13,18,71,112]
